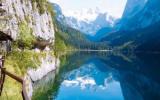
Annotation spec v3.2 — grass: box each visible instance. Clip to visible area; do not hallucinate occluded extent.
[0,0,56,99]
[0,50,55,100]
[14,21,36,49]
[5,51,41,75]
[0,76,22,100]
[0,51,22,100]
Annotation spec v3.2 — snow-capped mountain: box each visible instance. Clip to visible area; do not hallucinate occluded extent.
[53,3,117,36]
[64,8,100,23]
[65,12,116,36]
[66,9,115,36]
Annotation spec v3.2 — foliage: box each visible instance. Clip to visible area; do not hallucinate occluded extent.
[0,76,22,100]
[54,30,75,55]
[15,21,36,49]
[47,2,55,17]
[4,50,48,75]
[55,20,110,50]
[0,50,54,100]
[24,15,31,23]
[31,0,55,16]
[54,31,66,51]
[32,0,46,14]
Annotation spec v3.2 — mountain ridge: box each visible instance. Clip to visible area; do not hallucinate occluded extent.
[101,0,160,51]
[53,3,117,36]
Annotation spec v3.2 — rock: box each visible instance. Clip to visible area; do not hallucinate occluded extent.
[27,55,60,82]
[0,0,55,51]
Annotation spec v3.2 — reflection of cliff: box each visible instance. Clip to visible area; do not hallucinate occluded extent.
[32,70,57,100]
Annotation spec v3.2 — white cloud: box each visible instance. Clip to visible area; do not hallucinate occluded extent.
[62,76,121,91]
[49,0,127,18]
[62,76,96,90]
[64,8,100,22]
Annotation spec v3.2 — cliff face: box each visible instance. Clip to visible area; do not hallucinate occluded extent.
[0,1,58,99]
[0,0,55,49]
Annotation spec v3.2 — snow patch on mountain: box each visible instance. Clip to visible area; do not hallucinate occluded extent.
[53,3,117,36]
[64,8,117,36]
[63,8,101,23]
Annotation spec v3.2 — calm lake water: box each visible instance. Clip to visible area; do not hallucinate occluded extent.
[33,52,160,100]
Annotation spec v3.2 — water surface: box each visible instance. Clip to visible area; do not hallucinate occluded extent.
[33,52,160,100]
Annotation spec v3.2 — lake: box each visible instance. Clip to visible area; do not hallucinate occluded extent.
[32,51,160,100]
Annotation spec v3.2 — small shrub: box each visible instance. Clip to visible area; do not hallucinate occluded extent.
[47,2,55,17]
[25,15,31,23]
[16,21,36,49]
[31,0,47,15]
[5,50,49,75]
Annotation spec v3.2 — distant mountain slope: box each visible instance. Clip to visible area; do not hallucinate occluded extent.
[87,27,113,41]
[53,3,110,49]
[122,0,147,19]
[102,21,160,51]
[101,0,160,52]
[53,3,66,24]
[66,13,116,36]
[55,20,87,47]
[120,0,160,30]
[55,19,110,50]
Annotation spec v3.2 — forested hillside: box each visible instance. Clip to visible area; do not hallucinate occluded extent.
[54,19,110,50]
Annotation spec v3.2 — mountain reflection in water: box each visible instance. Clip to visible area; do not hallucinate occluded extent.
[33,52,160,100]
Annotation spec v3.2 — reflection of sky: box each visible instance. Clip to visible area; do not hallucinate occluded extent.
[53,59,124,100]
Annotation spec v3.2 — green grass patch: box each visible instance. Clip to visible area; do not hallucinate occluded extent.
[14,21,36,49]
[4,50,52,76]
[0,76,22,100]
[0,50,55,100]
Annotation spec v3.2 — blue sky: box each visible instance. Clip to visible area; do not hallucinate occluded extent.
[49,0,127,18]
